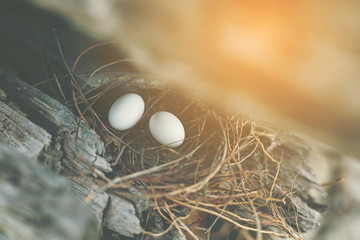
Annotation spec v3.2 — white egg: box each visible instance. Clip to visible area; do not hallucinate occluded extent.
[149,111,185,147]
[108,93,145,130]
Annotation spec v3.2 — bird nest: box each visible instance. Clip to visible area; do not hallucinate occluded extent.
[68,72,324,240]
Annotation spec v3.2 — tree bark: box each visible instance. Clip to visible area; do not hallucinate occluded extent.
[0,68,144,239]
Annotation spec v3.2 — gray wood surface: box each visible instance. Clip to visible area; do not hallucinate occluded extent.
[0,143,99,240]
[0,68,143,239]
[0,101,51,158]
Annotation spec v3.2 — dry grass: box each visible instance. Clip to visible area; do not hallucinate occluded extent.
[59,43,312,240]
[72,77,305,240]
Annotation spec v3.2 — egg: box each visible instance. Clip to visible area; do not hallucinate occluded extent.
[108,93,145,130]
[149,111,185,147]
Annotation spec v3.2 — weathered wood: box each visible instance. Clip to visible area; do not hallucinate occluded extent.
[0,68,112,173]
[0,100,51,158]
[0,68,144,239]
[0,143,99,240]
[103,195,143,238]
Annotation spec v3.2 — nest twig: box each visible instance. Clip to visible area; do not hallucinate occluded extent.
[58,44,323,240]
[69,75,316,240]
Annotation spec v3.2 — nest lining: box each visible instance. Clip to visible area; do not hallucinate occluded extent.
[79,77,321,240]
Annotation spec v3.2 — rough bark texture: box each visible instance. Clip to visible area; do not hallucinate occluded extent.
[0,69,144,239]
[0,101,51,158]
